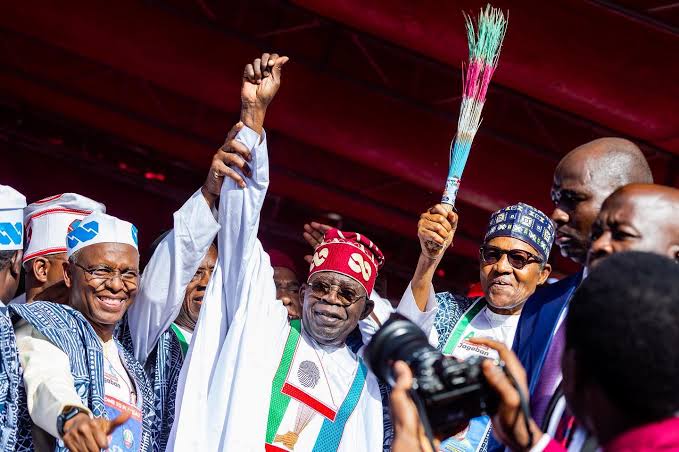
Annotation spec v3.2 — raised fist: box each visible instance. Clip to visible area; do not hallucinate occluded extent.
[417,204,458,259]
[241,52,289,109]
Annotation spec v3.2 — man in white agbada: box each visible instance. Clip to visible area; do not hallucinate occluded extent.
[169,54,438,451]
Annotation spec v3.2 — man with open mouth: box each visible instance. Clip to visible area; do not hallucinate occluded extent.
[11,211,156,452]
[169,242,218,355]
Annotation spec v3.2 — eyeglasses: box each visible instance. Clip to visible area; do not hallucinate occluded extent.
[479,245,543,270]
[74,263,139,290]
[308,280,365,306]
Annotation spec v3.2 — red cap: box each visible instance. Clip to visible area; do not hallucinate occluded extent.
[307,228,385,295]
[268,249,298,277]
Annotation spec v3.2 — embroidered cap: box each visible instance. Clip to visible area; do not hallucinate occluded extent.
[66,211,138,258]
[23,193,106,264]
[308,229,385,295]
[484,202,555,261]
[0,185,27,251]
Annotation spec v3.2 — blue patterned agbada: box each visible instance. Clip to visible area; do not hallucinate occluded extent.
[0,305,19,451]
[9,302,159,452]
[118,317,184,451]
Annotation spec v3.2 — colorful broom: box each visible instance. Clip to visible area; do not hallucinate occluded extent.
[441,4,508,207]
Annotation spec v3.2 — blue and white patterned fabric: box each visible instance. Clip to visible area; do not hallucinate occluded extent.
[0,184,26,251]
[66,212,138,257]
[117,317,184,452]
[434,292,477,351]
[484,202,555,261]
[9,302,155,452]
[434,292,491,452]
[0,306,19,451]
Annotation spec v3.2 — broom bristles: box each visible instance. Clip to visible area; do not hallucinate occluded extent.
[442,4,507,206]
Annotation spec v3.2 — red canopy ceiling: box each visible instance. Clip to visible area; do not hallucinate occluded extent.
[0,0,676,294]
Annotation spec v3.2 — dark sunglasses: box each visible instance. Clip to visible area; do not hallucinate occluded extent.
[479,245,543,270]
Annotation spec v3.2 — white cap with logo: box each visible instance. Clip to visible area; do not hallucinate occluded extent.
[23,193,106,264]
[66,212,138,258]
[0,185,27,251]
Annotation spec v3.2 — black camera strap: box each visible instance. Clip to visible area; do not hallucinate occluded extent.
[408,388,438,452]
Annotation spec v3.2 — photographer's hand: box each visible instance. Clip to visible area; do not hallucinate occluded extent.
[390,361,437,452]
[469,337,544,451]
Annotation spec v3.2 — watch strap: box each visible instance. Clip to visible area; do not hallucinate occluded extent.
[57,406,86,437]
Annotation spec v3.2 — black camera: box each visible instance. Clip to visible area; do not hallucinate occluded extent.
[364,314,500,435]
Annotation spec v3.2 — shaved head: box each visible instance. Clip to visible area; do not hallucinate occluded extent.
[558,138,652,190]
[550,138,653,265]
[589,184,679,268]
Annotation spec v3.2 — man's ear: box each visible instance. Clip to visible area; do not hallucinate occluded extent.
[63,260,73,289]
[669,244,679,263]
[10,251,22,279]
[359,297,375,321]
[537,263,552,285]
[31,257,50,283]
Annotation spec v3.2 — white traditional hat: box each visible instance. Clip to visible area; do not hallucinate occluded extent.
[0,185,27,251]
[23,193,106,264]
[66,212,138,258]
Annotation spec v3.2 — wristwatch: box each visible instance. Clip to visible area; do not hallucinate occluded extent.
[56,406,85,437]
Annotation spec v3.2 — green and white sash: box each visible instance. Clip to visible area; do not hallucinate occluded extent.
[170,323,190,356]
[440,297,492,452]
[442,297,487,355]
[265,320,367,451]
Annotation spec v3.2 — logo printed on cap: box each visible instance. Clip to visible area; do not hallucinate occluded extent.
[348,253,372,282]
[310,247,329,271]
[131,225,138,246]
[0,222,22,246]
[67,220,100,249]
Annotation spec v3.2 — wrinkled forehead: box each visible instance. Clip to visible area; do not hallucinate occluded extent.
[308,270,365,293]
[75,242,140,267]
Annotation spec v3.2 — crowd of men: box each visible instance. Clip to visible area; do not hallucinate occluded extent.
[0,51,677,452]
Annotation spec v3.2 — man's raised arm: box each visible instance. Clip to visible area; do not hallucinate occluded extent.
[126,167,221,364]
[216,53,288,327]
[125,54,288,362]
[167,53,288,450]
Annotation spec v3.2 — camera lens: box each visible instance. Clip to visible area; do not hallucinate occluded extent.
[364,313,438,386]
[365,313,500,436]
